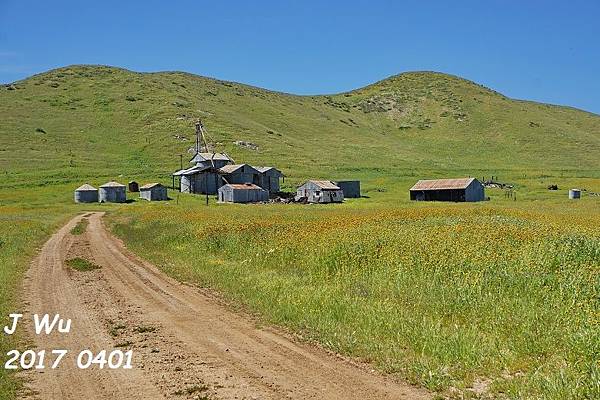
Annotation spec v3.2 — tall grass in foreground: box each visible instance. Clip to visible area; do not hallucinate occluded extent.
[111,204,600,399]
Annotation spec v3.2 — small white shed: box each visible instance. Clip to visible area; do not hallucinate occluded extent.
[296,180,344,203]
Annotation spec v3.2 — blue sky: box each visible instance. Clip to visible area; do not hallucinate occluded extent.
[1,0,599,114]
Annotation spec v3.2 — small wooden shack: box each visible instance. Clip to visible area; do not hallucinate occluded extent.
[218,183,268,203]
[74,184,98,203]
[139,183,168,201]
[335,180,361,198]
[173,165,222,194]
[256,167,283,193]
[99,181,127,203]
[296,180,344,203]
[410,178,485,202]
[219,164,261,185]
[128,181,139,192]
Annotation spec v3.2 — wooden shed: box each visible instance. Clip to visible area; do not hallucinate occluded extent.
[218,183,268,203]
[139,183,168,201]
[410,178,485,202]
[296,180,344,203]
[255,167,283,193]
[128,181,139,192]
[335,180,361,198]
[219,164,261,185]
[173,165,222,194]
[74,184,98,203]
[99,181,126,203]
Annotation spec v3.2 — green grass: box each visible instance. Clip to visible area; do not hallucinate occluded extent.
[65,257,100,272]
[70,218,88,235]
[0,65,599,399]
[108,186,600,399]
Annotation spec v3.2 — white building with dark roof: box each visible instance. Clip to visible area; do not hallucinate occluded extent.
[296,180,344,203]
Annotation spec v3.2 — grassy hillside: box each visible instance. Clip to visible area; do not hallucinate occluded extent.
[1,65,599,189]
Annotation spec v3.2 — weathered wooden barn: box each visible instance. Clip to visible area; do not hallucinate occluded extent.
[139,183,168,201]
[171,122,288,197]
[410,178,485,202]
[219,164,261,185]
[256,167,283,193]
[296,180,344,203]
[74,184,98,203]
[173,165,222,194]
[99,181,127,203]
[335,180,361,198]
[218,183,269,203]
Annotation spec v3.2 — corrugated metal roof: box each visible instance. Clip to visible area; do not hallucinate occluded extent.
[100,181,126,188]
[222,183,264,190]
[305,180,341,190]
[172,165,211,176]
[410,178,475,191]
[140,183,163,190]
[75,184,97,191]
[254,166,283,176]
[190,152,231,163]
[219,164,259,174]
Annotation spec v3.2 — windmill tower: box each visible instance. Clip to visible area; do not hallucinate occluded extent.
[195,119,210,154]
[191,119,233,168]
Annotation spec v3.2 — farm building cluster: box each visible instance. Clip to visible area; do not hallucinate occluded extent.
[171,120,361,204]
[171,121,285,203]
[73,121,501,206]
[74,181,168,203]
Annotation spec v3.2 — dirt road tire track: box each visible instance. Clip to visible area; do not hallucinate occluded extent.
[21,212,430,400]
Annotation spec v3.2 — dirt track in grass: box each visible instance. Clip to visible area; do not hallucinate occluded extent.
[20,212,429,399]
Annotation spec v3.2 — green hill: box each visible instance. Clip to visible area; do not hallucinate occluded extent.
[1,65,599,188]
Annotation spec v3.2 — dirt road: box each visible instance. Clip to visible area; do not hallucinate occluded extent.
[21,212,429,399]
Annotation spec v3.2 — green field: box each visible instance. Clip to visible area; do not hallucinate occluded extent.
[1,65,599,399]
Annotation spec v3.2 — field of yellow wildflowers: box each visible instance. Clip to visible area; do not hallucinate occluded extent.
[109,189,600,399]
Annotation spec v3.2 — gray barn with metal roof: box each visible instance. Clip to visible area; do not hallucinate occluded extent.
[409,178,485,202]
[74,184,98,203]
[99,181,127,203]
[139,183,168,201]
[256,167,283,193]
[218,183,269,203]
[220,164,261,186]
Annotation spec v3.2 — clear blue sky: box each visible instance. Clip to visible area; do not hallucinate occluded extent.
[1,0,599,114]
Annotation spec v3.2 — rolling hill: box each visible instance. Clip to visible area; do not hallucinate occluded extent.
[1,64,599,189]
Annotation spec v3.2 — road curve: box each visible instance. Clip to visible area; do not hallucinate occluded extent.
[21,212,429,400]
